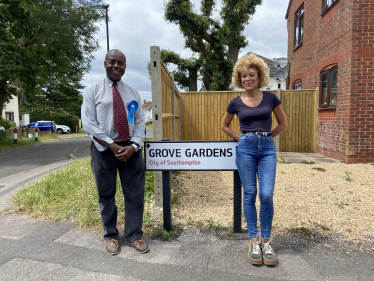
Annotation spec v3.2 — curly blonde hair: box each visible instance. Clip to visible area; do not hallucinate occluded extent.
[232,53,270,89]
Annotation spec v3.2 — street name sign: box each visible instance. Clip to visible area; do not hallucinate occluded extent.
[144,141,238,171]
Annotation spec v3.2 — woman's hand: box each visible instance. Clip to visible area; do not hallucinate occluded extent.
[271,105,288,137]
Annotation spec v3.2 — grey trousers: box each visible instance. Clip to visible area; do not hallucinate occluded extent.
[91,141,145,242]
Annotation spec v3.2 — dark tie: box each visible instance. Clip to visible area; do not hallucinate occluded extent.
[112,82,130,141]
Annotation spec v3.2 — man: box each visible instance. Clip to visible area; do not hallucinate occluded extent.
[81,49,148,255]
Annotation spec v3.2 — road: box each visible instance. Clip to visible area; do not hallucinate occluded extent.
[0,136,91,179]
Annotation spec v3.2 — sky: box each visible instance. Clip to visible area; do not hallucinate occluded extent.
[81,0,290,102]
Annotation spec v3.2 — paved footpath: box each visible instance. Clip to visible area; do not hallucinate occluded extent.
[1,151,373,280]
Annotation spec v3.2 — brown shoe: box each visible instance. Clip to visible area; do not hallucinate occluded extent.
[129,239,149,253]
[106,239,120,255]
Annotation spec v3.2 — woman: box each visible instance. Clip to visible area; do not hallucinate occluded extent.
[221,53,287,265]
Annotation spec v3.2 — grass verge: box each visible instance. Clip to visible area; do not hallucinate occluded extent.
[12,157,154,232]
[145,123,153,129]
[0,132,58,153]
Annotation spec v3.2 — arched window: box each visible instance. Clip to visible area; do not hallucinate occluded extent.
[322,0,338,13]
[294,4,304,49]
[292,80,302,90]
[320,66,338,107]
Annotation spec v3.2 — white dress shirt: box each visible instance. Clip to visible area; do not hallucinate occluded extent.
[81,77,145,152]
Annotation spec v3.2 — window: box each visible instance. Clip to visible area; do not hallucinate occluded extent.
[294,5,304,49]
[19,115,23,121]
[5,112,14,121]
[320,66,338,107]
[322,0,338,12]
[292,81,302,90]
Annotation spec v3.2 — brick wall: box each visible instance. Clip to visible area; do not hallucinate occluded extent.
[286,0,374,163]
[348,0,374,163]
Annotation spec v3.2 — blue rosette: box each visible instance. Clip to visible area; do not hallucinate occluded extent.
[127,100,138,123]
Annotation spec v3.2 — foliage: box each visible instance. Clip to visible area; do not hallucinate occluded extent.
[278,154,290,164]
[19,79,84,129]
[344,170,353,182]
[301,160,316,164]
[0,0,103,115]
[0,129,6,142]
[154,224,175,241]
[0,130,58,152]
[161,49,203,91]
[0,118,16,129]
[206,217,222,230]
[163,0,262,91]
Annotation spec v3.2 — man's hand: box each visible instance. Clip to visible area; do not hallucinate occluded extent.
[109,143,135,161]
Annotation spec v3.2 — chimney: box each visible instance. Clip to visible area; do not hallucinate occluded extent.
[143,99,146,104]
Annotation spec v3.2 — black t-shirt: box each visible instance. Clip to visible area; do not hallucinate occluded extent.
[226,91,281,132]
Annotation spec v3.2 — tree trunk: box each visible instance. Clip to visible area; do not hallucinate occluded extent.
[188,69,198,92]
[228,43,240,63]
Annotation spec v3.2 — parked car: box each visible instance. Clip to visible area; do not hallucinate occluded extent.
[21,122,55,132]
[38,121,71,134]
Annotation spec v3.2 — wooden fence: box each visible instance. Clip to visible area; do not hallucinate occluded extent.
[160,61,181,141]
[180,89,318,152]
[279,89,318,152]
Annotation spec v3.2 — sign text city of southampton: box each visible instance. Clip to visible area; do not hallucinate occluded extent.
[144,141,238,171]
[144,140,242,233]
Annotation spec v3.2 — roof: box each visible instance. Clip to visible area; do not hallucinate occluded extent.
[142,101,152,110]
[285,0,293,19]
[247,52,281,77]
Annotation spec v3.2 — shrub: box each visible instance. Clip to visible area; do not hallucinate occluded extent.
[0,118,16,129]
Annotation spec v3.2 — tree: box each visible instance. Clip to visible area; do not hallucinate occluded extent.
[19,77,84,129]
[164,0,262,91]
[161,49,203,91]
[0,0,103,115]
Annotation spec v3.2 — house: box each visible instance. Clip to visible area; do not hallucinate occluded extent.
[19,112,30,127]
[286,0,374,163]
[2,94,20,127]
[142,100,152,123]
[233,53,287,91]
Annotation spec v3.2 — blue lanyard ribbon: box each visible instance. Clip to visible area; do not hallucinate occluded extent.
[127,100,138,123]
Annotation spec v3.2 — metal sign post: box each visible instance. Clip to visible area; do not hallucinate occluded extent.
[144,140,242,233]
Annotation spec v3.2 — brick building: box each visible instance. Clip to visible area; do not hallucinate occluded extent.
[286,0,374,163]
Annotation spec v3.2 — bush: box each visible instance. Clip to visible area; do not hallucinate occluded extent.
[0,118,16,129]
[56,115,80,132]
[0,129,6,142]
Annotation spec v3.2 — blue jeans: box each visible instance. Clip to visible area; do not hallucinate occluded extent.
[236,133,277,240]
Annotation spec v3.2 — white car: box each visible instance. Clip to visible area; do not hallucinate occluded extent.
[38,121,71,134]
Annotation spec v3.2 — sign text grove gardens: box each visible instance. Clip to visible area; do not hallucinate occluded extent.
[144,141,238,171]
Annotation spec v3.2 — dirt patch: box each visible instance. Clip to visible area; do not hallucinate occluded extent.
[146,162,374,245]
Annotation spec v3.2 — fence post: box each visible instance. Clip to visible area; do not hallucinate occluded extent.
[178,92,181,140]
[13,128,17,144]
[276,85,281,152]
[161,138,172,231]
[313,87,319,153]
[171,74,175,141]
[150,46,163,207]
[233,170,242,233]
